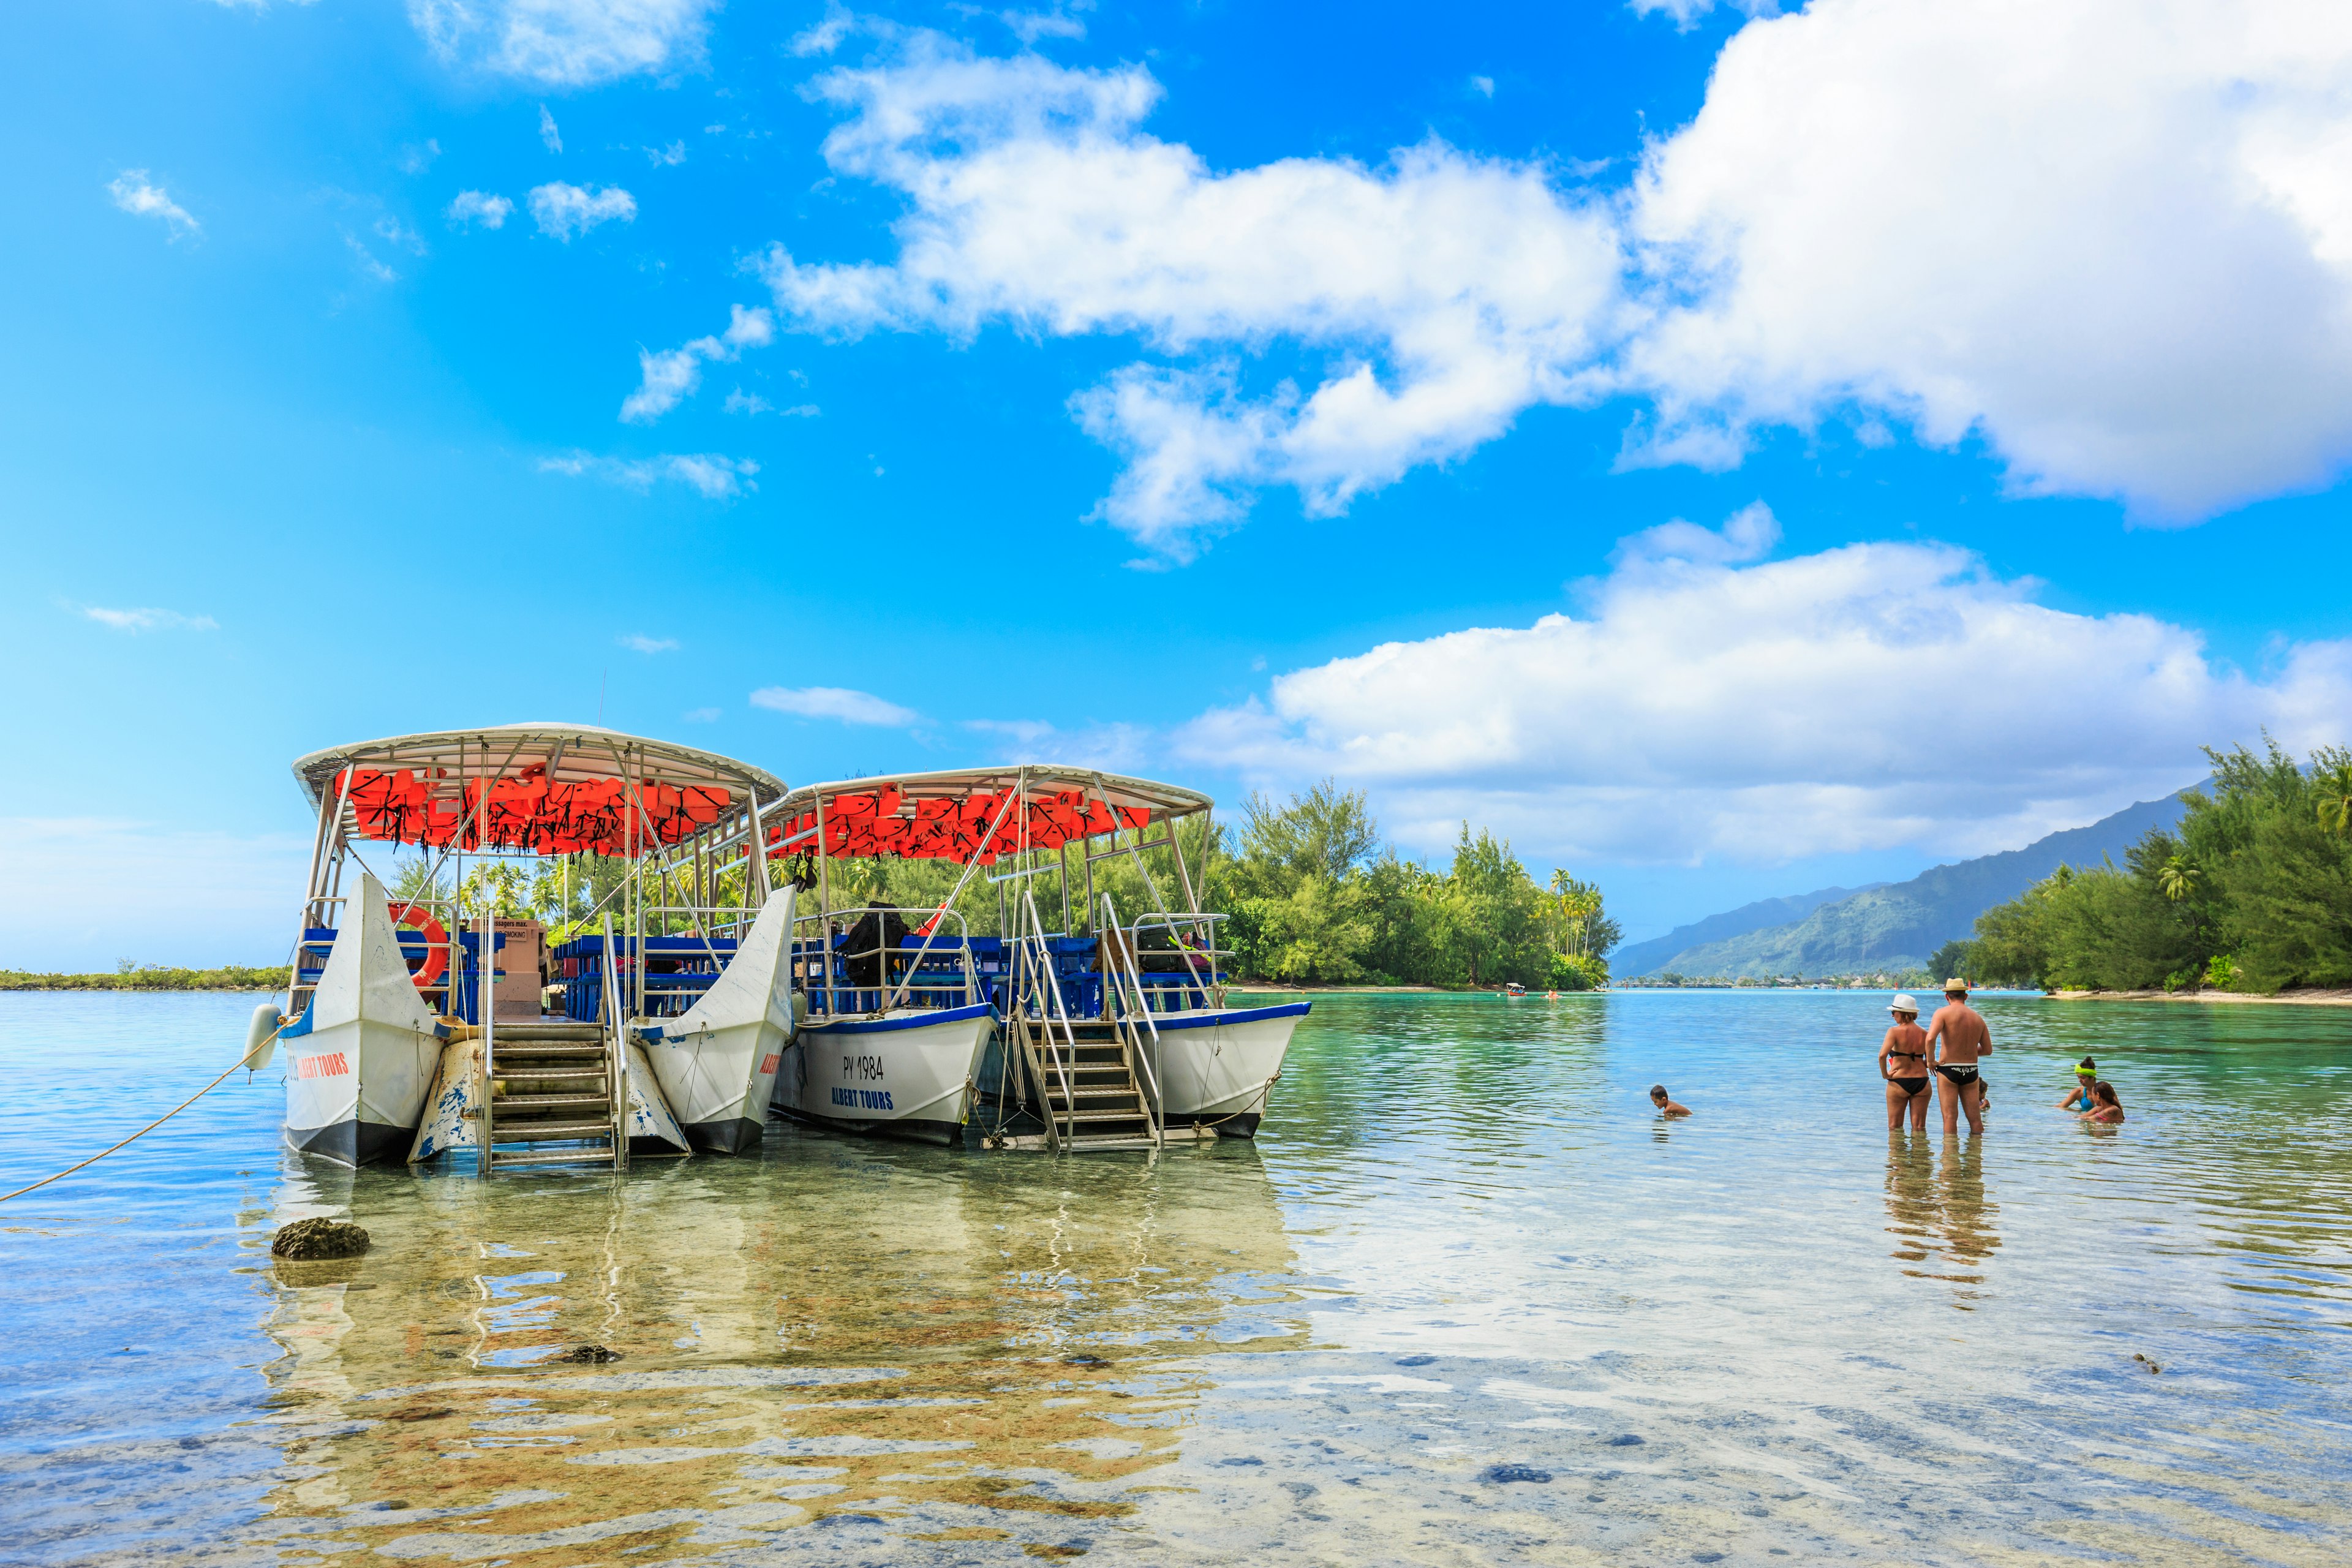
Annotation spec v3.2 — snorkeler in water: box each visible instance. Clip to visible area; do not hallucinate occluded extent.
[1649,1085,1692,1118]
[1878,994,1933,1131]
[2055,1057,2099,1112]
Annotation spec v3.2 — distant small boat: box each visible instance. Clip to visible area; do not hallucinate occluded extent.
[1504,982,1528,998]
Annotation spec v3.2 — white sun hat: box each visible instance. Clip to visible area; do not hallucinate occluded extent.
[1889,994,1920,1015]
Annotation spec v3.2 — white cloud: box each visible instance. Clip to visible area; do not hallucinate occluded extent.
[1629,0,1780,27]
[761,33,1620,561]
[682,706,721,722]
[750,686,922,726]
[620,304,775,422]
[645,140,687,166]
[538,103,564,152]
[409,1,716,87]
[962,717,1146,769]
[1469,75,1494,99]
[344,235,399,282]
[760,5,2352,560]
[447,189,514,229]
[1000,6,1088,45]
[83,606,218,633]
[538,450,759,498]
[724,388,818,417]
[619,633,678,653]
[0,818,309,971]
[790,2,853,56]
[398,138,442,173]
[1173,505,2352,865]
[1615,0,2352,520]
[107,170,199,239]
[529,180,636,241]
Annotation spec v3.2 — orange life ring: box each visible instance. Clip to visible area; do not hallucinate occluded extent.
[387,903,449,990]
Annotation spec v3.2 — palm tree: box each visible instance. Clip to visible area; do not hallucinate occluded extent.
[2316,761,2352,838]
[2157,855,2201,903]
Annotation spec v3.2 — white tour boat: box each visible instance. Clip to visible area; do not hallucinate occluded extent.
[764,765,1308,1150]
[253,724,800,1171]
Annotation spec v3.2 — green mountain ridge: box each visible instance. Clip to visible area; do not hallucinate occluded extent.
[1641,789,2196,978]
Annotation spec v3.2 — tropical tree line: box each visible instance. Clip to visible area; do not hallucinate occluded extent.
[1214,782,1620,989]
[1943,741,2352,993]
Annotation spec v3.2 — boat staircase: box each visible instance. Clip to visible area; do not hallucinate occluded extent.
[1000,886,1165,1152]
[473,923,630,1174]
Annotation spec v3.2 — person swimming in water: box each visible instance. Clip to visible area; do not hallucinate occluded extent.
[2055,1057,2099,1112]
[2078,1080,2125,1124]
[1927,978,1993,1134]
[1878,994,1933,1131]
[1649,1085,1692,1118]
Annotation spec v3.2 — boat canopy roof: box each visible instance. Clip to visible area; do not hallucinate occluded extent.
[292,723,788,859]
[766,765,1212,866]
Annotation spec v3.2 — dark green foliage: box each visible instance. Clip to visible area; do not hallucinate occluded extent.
[1967,739,2352,993]
[0,964,283,992]
[1219,782,1615,989]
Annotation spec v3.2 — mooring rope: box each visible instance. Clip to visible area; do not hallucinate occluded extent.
[0,1042,271,1205]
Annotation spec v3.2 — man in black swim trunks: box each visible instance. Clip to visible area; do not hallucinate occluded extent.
[1926,978,1992,1134]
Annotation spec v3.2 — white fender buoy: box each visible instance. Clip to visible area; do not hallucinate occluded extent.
[243,1001,283,1072]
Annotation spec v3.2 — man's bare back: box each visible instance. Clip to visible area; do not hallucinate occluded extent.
[1927,1000,1991,1066]
[1926,983,1992,1133]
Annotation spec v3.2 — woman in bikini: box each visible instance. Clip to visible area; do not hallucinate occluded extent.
[1878,995,1933,1131]
[2078,1080,2125,1125]
[2054,1057,2098,1112]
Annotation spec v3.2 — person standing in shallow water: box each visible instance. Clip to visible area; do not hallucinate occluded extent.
[1878,995,1933,1131]
[1927,978,1993,1134]
[1649,1085,1692,1118]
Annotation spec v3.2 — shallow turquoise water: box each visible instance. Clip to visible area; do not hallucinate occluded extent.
[1,988,2347,1565]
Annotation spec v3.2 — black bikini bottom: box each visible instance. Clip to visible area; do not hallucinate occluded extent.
[1891,1074,1931,1097]
[1936,1065,1981,1087]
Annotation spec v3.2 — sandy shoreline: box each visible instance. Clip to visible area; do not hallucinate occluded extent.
[2047,987,2352,1007]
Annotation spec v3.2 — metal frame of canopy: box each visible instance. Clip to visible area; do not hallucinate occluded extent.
[286,723,792,1022]
[764,764,1223,1021]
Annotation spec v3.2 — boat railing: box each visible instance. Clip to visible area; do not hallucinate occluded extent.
[603,916,627,1172]
[1015,886,1081,1150]
[1098,892,1164,1148]
[1124,910,1229,1011]
[292,893,469,1018]
[790,907,978,1019]
[475,909,496,1177]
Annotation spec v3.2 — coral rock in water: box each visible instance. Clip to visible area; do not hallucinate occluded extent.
[554,1344,622,1363]
[271,1218,371,1260]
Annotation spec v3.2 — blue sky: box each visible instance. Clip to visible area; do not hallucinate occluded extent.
[5,0,2351,968]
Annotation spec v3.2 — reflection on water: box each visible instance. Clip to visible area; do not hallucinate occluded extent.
[251,1144,1303,1561]
[1884,1135,2002,1303]
[5,989,2352,1566]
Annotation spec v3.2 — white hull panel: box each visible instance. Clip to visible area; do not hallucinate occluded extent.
[778,1004,992,1144]
[1141,1003,1308,1128]
[636,886,797,1153]
[283,871,445,1167]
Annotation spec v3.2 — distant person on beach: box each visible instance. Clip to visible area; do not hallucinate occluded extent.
[1879,994,1933,1131]
[2078,1081,2125,1124]
[1649,1085,1692,1118]
[2056,1058,2099,1112]
[1927,979,1993,1134]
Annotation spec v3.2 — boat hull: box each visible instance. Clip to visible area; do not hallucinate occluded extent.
[636,888,797,1156]
[1141,1001,1309,1138]
[776,1003,993,1147]
[281,872,446,1168]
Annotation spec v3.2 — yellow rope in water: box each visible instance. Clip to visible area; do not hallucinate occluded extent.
[0,1046,266,1205]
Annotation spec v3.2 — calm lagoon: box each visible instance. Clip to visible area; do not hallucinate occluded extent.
[2,988,2346,1565]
